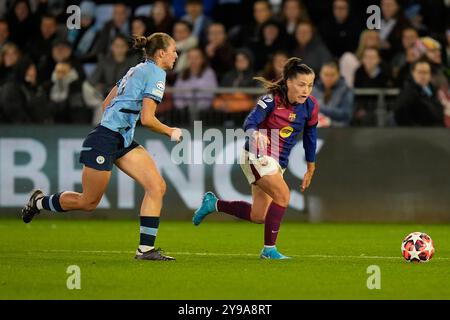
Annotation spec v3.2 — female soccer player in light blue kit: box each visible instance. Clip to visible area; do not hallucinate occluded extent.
[22,33,182,261]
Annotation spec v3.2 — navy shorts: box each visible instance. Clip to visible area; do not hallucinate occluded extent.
[79,125,140,171]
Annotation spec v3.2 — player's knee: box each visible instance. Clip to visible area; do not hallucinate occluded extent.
[274,191,290,207]
[145,179,166,198]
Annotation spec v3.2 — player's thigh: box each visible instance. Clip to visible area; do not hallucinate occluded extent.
[251,184,272,223]
[81,166,111,204]
[254,173,290,206]
[115,146,166,195]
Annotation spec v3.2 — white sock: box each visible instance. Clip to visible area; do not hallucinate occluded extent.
[138,245,154,253]
[36,198,44,210]
[264,245,275,249]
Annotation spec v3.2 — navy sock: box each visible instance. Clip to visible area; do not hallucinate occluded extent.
[41,192,66,212]
[140,216,160,247]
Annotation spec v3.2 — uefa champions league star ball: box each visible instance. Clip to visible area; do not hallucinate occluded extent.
[401,232,435,263]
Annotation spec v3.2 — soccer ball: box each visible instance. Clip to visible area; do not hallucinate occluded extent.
[401,232,435,263]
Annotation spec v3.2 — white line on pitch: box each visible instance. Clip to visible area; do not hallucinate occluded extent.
[30,249,450,260]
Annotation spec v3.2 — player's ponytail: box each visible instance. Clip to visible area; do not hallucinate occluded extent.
[132,33,174,60]
[254,57,314,104]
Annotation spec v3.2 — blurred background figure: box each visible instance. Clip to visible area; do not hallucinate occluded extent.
[172,20,198,75]
[379,0,410,60]
[6,0,38,49]
[319,0,362,59]
[0,19,10,52]
[213,48,257,113]
[259,50,289,81]
[0,42,22,86]
[48,61,93,124]
[340,30,381,88]
[148,0,175,35]
[88,35,139,98]
[291,21,332,74]
[173,47,218,111]
[278,0,309,38]
[181,0,212,46]
[204,22,234,82]
[67,1,98,64]
[92,3,130,57]
[312,61,354,127]
[354,48,391,88]
[394,59,445,126]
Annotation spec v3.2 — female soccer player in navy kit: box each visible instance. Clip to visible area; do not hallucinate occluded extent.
[21,33,182,261]
[193,58,318,259]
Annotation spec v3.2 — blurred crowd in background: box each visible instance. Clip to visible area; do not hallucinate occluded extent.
[0,0,449,127]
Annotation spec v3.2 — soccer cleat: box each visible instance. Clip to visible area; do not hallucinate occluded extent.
[135,248,176,261]
[192,191,218,226]
[21,189,44,223]
[260,247,292,260]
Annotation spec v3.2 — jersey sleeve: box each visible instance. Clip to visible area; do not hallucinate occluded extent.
[303,96,319,162]
[243,94,275,133]
[143,67,166,103]
[306,96,319,127]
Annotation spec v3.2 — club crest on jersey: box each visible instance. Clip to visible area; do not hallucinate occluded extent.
[280,126,294,138]
[289,113,296,122]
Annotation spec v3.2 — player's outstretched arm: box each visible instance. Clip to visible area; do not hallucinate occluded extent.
[141,97,182,142]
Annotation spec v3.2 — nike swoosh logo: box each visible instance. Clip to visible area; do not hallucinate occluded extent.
[271,230,279,233]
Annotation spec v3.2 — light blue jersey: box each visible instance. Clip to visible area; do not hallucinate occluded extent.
[101,59,166,147]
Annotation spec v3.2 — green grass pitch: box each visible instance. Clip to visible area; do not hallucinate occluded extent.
[1,218,449,299]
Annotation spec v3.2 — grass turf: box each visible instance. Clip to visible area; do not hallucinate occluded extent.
[0,218,449,299]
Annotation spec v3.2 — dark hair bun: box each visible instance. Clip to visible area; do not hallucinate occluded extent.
[133,36,147,49]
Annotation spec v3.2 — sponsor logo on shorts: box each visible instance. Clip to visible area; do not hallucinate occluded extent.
[96,156,105,165]
[257,100,268,109]
[280,126,294,138]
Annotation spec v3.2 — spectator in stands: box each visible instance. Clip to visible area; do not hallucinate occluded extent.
[319,0,361,59]
[291,21,332,74]
[48,60,93,124]
[395,46,421,87]
[250,19,290,72]
[6,0,38,49]
[131,16,149,37]
[0,42,22,86]
[0,19,10,52]
[213,48,257,113]
[147,0,176,35]
[172,20,198,74]
[391,27,419,80]
[379,0,410,60]
[89,35,139,97]
[181,0,212,46]
[279,0,309,37]
[312,61,354,127]
[420,37,448,90]
[173,47,218,110]
[26,14,60,67]
[354,48,391,88]
[340,30,381,87]
[39,39,85,83]
[92,3,130,57]
[228,0,273,48]
[205,22,234,82]
[211,0,254,31]
[394,59,444,126]
[0,58,49,123]
[260,50,289,81]
[67,1,99,63]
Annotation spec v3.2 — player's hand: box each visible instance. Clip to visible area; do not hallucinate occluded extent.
[301,171,314,192]
[252,131,270,151]
[170,127,183,143]
[301,162,315,192]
